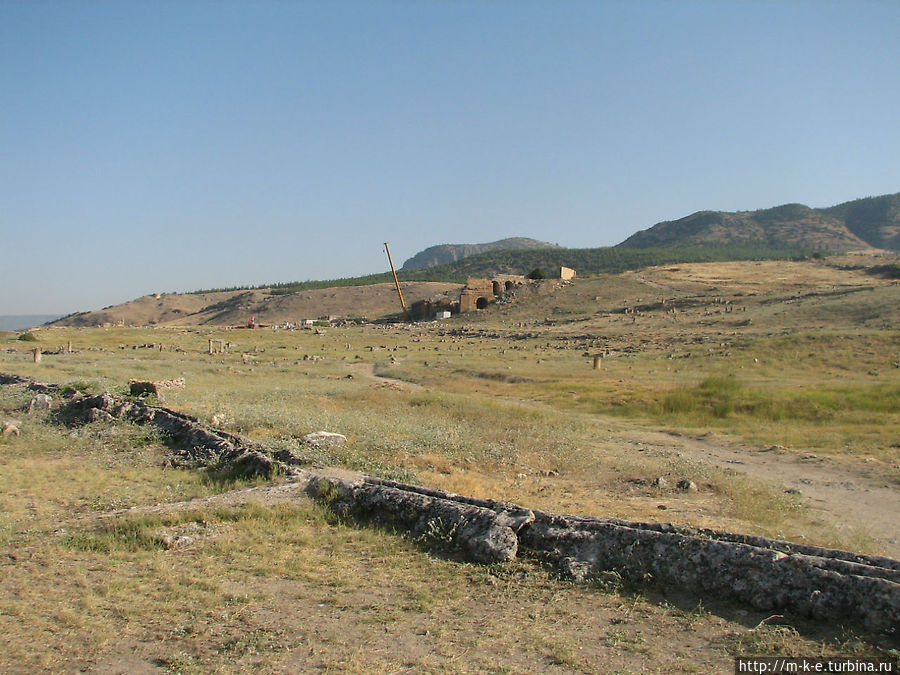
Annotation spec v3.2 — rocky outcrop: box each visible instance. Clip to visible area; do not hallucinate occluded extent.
[0,373,31,386]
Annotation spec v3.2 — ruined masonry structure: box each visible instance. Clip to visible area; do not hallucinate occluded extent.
[459,275,527,312]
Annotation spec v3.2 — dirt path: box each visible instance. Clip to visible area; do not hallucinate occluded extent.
[346,362,424,391]
[609,423,900,557]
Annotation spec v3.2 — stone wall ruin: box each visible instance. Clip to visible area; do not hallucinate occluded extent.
[459,275,528,313]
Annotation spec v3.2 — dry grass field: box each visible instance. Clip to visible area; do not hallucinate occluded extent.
[1,256,898,672]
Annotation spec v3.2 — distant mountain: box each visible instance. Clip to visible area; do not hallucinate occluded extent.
[0,315,63,331]
[617,192,900,252]
[401,237,560,271]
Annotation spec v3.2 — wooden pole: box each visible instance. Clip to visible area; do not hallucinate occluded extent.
[384,242,409,320]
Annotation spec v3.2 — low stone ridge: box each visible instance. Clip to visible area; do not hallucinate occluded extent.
[51,389,283,479]
[520,510,898,632]
[309,474,534,564]
[2,371,898,631]
[310,474,899,632]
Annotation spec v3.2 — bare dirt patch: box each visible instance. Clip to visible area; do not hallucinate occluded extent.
[605,422,900,557]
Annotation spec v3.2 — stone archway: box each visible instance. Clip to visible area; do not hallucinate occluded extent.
[476,297,489,309]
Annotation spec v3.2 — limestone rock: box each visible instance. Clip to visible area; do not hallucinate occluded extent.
[27,394,52,414]
[302,431,347,447]
[87,408,115,423]
[130,378,185,399]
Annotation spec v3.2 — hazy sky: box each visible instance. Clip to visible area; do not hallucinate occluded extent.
[2,0,899,315]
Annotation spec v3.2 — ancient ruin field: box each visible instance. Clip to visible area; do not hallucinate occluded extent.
[1,256,898,672]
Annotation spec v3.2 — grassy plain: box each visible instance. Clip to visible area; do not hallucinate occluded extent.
[1,256,898,672]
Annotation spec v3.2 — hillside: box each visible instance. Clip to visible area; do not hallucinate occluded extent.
[823,193,900,250]
[618,192,900,251]
[51,282,463,328]
[47,245,810,327]
[400,237,559,270]
[398,244,811,282]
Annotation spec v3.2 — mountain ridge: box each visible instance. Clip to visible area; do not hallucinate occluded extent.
[400,237,560,270]
[617,192,900,251]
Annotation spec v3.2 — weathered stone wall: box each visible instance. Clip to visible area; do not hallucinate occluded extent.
[459,278,495,313]
[310,475,899,631]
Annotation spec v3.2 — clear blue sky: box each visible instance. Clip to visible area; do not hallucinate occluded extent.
[2,0,899,315]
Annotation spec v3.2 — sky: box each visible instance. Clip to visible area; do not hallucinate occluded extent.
[2,0,899,316]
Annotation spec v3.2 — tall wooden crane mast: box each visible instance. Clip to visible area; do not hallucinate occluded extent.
[383,242,409,320]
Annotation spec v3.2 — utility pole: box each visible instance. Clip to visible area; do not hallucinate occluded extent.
[384,242,409,320]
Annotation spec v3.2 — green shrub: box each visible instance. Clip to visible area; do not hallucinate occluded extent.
[17,332,38,342]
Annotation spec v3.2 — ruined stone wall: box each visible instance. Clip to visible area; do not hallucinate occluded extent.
[459,275,528,313]
[311,473,900,632]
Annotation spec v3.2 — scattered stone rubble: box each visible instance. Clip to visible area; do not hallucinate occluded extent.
[129,377,186,398]
[1,371,898,632]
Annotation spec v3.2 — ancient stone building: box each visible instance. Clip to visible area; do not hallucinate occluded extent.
[459,275,527,312]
